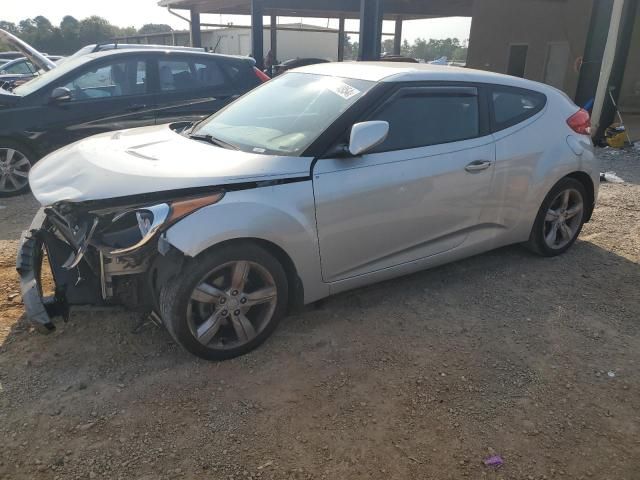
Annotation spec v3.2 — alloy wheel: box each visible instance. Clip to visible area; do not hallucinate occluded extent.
[186,261,278,350]
[0,147,31,194]
[543,188,584,250]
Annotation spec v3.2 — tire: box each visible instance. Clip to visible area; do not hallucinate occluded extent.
[160,242,289,361]
[526,177,587,257]
[0,140,35,197]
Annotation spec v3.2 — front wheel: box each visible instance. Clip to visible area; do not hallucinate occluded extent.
[160,243,289,361]
[0,142,34,197]
[526,177,587,257]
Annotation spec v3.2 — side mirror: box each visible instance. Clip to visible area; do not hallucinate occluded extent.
[50,87,72,103]
[348,121,389,156]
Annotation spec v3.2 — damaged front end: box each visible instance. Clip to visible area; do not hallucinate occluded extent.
[17,191,224,332]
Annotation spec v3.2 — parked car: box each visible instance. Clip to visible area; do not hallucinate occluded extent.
[18,62,598,361]
[0,51,27,61]
[272,57,329,76]
[0,48,266,196]
[0,29,59,92]
[0,56,65,85]
[62,43,205,64]
[380,54,420,63]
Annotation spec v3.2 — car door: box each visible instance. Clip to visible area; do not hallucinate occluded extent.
[313,85,496,283]
[153,55,240,125]
[34,54,157,151]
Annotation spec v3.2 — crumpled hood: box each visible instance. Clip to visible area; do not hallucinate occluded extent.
[29,124,313,205]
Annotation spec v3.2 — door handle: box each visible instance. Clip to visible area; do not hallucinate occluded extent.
[465,160,493,173]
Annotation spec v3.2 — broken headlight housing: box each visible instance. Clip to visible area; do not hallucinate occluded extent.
[104,192,225,256]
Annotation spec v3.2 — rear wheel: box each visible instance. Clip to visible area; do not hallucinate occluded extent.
[527,178,587,257]
[160,243,288,361]
[0,142,34,197]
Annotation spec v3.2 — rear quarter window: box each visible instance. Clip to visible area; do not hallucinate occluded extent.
[220,60,260,90]
[491,86,546,132]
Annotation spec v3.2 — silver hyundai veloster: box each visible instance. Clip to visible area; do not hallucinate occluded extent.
[18,62,598,360]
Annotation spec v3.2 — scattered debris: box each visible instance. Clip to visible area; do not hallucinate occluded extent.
[257,460,274,470]
[607,371,616,378]
[600,171,625,183]
[483,455,504,468]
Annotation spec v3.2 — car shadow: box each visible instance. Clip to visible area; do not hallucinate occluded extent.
[1,238,638,372]
[0,192,39,242]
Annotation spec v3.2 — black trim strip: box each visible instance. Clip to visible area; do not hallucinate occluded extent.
[58,176,311,214]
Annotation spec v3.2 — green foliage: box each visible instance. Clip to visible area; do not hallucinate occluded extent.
[0,15,148,54]
[139,24,174,35]
[345,36,468,63]
[385,37,469,63]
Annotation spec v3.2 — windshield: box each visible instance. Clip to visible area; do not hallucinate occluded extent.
[193,72,375,156]
[13,54,94,96]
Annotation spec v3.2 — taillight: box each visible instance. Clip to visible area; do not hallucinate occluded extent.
[253,67,271,83]
[567,108,591,135]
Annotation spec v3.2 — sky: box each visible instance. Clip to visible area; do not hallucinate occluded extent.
[1,0,472,42]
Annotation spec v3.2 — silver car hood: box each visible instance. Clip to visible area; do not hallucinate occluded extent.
[29,124,313,205]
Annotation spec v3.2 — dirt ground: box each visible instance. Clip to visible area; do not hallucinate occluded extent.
[1,148,639,480]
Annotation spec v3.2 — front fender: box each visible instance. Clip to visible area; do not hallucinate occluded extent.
[164,181,329,304]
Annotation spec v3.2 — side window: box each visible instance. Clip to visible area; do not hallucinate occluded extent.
[159,59,196,91]
[370,88,480,152]
[492,87,546,131]
[220,61,259,90]
[4,60,33,75]
[193,59,227,88]
[62,59,147,100]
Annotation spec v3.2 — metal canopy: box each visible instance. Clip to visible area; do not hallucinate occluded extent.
[158,0,474,19]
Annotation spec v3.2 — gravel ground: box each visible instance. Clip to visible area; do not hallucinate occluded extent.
[0,147,639,480]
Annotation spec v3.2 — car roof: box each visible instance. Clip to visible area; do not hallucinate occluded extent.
[81,48,253,63]
[295,61,547,90]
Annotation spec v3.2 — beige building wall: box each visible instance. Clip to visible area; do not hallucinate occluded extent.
[466,0,595,98]
[618,6,640,113]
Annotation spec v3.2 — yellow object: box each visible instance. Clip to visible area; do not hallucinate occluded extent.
[605,123,627,148]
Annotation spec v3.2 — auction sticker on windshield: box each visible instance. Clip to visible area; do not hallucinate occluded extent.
[327,81,361,100]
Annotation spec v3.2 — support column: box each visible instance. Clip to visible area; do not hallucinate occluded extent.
[251,0,265,70]
[594,0,639,138]
[358,0,384,61]
[270,15,278,69]
[393,17,403,55]
[338,17,346,61]
[190,9,202,48]
[574,0,615,108]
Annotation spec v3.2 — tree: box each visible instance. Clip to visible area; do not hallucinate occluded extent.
[0,21,19,51]
[382,38,394,55]
[139,24,173,35]
[60,16,80,53]
[78,16,114,46]
[398,37,469,63]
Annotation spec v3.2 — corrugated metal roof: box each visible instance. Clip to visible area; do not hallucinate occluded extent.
[157,0,474,19]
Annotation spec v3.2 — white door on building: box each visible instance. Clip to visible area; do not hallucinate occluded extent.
[239,35,251,56]
[544,42,570,90]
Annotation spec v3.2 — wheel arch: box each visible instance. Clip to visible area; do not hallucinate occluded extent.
[193,237,305,314]
[0,135,39,158]
[566,171,595,222]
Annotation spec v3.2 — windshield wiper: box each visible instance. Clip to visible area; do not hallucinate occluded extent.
[188,133,238,150]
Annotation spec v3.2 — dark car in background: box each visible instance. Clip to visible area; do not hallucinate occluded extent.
[272,57,329,76]
[0,51,26,61]
[0,48,265,196]
[0,56,64,85]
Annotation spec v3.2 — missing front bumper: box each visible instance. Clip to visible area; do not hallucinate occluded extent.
[16,209,103,332]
